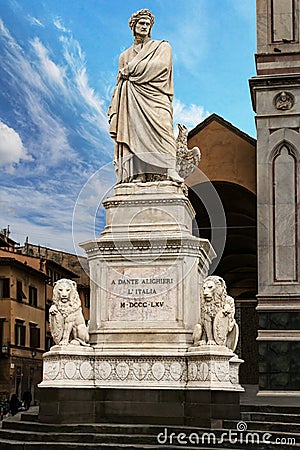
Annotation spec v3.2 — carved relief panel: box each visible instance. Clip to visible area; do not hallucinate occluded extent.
[272,144,298,282]
[271,0,296,43]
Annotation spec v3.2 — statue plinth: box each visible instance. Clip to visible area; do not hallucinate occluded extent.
[39,182,243,426]
[187,345,244,391]
[80,181,215,354]
[40,345,243,391]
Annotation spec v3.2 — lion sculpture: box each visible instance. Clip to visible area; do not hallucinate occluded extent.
[49,279,89,347]
[192,275,238,351]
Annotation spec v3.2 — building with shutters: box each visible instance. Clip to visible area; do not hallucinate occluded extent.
[0,230,88,404]
[0,254,47,404]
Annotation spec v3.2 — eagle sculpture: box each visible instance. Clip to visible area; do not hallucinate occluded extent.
[176,123,201,179]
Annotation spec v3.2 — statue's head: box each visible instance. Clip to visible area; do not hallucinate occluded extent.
[280,91,287,100]
[129,9,155,38]
[52,278,80,306]
[201,275,227,306]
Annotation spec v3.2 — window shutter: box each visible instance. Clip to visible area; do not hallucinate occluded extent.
[21,325,26,346]
[30,327,40,348]
[0,278,10,298]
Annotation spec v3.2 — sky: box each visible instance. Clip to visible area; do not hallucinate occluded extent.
[0,0,256,255]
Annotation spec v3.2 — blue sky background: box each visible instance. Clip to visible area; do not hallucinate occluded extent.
[0,0,256,253]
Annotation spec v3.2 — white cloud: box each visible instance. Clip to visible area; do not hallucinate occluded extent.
[60,36,108,131]
[0,121,31,168]
[0,17,110,252]
[0,173,111,254]
[173,99,209,130]
[72,165,115,255]
[76,67,105,115]
[0,20,78,168]
[0,19,49,95]
[0,18,11,39]
[0,186,77,252]
[1,17,109,165]
[31,37,65,88]
[28,16,44,27]
[24,89,76,165]
[53,17,70,33]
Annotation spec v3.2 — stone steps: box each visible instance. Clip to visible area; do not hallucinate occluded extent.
[1,420,299,449]
[237,405,300,432]
[0,404,299,449]
[226,418,300,434]
[0,437,278,450]
[242,412,300,423]
[221,405,300,448]
[21,411,39,422]
[0,428,156,444]
[241,404,300,414]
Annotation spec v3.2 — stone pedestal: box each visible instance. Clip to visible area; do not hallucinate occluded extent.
[38,385,241,427]
[40,345,243,391]
[39,181,243,426]
[80,181,215,354]
[187,345,243,391]
[39,344,243,426]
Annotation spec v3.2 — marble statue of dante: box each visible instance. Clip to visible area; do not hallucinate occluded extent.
[108,9,183,183]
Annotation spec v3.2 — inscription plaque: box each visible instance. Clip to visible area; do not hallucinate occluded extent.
[108,266,178,321]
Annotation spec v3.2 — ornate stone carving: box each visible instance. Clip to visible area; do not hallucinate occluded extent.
[116,362,130,380]
[64,361,77,379]
[102,197,190,208]
[97,361,112,380]
[229,354,243,386]
[188,362,198,381]
[80,361,93,380]
[215,361,229,382]
[49,279,89,347]
[185,350,243,390]
[151,362,165,380]
[192,276,239,351]
[43,360,60,381]
[198,362,209,381]
[40,349,243,390]
[176,123,201,179]
[169,362,183,381]
[274,91,294,110]
[133,362,150,380]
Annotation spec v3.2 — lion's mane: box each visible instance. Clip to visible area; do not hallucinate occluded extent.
[201,275,226,318]
[49,279,89,346]
[52,279,81,317]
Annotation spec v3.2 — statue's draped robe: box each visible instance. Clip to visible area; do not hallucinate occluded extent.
[108,40,177,182]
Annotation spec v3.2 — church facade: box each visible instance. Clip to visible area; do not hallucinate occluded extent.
[188,0,300,395]
[250,0,300,393]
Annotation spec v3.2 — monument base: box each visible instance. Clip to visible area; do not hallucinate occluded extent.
[38,387,240,427]
[38,345,243,426]
[39,345,243,391]
[40,180,243,427]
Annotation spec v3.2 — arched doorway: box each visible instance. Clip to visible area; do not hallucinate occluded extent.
[189,181,258,384]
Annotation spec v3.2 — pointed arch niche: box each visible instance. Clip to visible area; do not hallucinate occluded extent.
[272,143,298,282]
